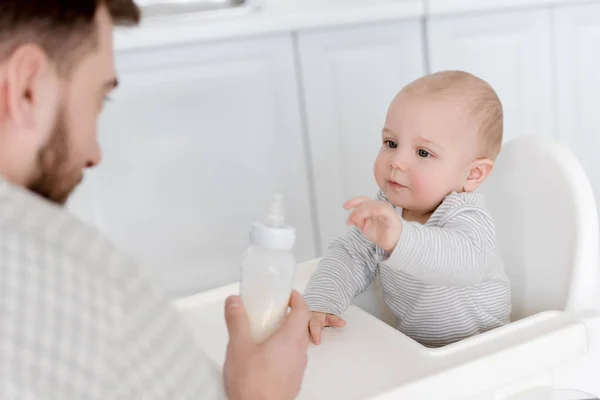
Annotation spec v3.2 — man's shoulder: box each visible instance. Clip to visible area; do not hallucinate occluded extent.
[0,183,198,399]
[0,180,135,285]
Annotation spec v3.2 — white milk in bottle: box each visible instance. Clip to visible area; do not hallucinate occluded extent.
[240,194,297,343]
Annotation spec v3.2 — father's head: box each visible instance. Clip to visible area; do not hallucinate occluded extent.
[0,0,140,204]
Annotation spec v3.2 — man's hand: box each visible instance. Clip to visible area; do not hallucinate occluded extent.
[308,311,346,345]
[344,197,403,254]
[223,291,311,400]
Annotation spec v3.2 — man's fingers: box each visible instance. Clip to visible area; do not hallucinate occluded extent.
[224,295,253,347]
[275,291,311,350]
[289,289,307,308]
[326,315,347,328]
[275,291,311,342]
[284,291,311,331]
[309,319,323,345]
[343,196,372,210]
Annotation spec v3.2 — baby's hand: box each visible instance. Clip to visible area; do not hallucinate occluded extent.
[308,312,346,345]
[344,197,403,254]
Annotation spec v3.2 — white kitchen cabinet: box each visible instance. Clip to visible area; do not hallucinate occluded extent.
[427,8,555,142]
[297,20,426,251]
[554,3,600,216]
[67,34,317,297]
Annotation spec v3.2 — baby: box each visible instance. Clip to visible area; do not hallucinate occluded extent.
[303,70,512,348]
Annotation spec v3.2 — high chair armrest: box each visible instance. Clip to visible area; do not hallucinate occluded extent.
[377,310,590,400]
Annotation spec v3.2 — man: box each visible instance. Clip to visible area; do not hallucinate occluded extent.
[0,1,311,399]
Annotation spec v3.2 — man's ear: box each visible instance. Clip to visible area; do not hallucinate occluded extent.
[463,158,494,192]
[3,44,50,131]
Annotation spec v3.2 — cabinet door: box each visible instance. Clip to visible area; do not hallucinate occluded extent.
[427,8,555,142]
[554,3,600,215]
[297,21,426,251]
[67,34,316,297]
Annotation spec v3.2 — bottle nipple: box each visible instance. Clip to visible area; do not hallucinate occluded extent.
[250,193,296,249]
[265,194,285,228]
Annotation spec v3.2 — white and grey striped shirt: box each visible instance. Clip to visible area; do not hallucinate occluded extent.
[304,191,511,347]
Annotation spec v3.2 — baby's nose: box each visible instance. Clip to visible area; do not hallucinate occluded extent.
[390,154,408,172]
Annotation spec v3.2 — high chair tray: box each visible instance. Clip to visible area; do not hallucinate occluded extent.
[174,261,589,400]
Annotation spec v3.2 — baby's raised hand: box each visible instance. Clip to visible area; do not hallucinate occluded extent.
[344,197,403,254]
[308,311,346,345]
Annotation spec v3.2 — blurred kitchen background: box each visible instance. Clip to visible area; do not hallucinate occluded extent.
[66,0,600,298]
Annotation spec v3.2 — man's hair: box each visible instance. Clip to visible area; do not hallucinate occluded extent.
[404,70,504,160]
[0,0,140,74]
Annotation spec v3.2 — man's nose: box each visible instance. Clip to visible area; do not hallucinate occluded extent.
[85,143,102,169]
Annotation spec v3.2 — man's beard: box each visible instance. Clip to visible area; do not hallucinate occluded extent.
[28,110,83,205]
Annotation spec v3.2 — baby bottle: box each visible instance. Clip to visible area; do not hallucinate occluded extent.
[240,194,297,342]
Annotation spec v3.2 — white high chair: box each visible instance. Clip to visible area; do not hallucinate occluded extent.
[481,135,600,321]
[175,135,600,399]
[477,134,600,397]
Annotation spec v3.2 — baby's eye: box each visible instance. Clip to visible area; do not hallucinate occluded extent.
[385,140,398,149]
[417,149,431,158]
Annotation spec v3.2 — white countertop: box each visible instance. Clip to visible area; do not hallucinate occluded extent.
[114,0,598,50]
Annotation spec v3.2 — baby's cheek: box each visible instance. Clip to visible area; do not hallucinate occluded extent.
[373,160,388,188]
[410,170,442,203]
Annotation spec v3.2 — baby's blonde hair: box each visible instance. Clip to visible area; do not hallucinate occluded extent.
[403,70,503,160]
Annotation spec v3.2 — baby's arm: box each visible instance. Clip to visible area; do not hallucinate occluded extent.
[381,205,497,287]
[303,227,379,340]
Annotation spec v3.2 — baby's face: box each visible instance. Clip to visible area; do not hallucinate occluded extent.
[374,91,481,213]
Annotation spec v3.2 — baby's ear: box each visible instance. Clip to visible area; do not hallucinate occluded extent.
[463,158,494,192]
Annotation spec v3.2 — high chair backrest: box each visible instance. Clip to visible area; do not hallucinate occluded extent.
[479,136,599,321]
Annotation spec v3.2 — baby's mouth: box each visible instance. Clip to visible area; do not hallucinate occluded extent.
[388,180,408,190]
